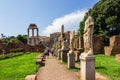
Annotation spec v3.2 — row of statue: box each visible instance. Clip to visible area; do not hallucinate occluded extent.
[62,10,94,56]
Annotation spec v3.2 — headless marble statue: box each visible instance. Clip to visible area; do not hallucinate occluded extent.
[83,11,94,56]
[69,31,75,52]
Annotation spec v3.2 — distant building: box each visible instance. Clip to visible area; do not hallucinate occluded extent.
[27,24,50,47]
[50,32,61,48]
[39,36,50,47]
[50,31,70,48]
[27,24,39,46]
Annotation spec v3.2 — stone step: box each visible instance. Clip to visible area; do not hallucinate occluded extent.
[25,74,36,80]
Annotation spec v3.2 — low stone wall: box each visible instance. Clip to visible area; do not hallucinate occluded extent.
[0,43,7,52]
[93,36,104,54]
[116,54,120,61]
[105,35,120,56]
[104,46,110,56]
[0,42,45,53]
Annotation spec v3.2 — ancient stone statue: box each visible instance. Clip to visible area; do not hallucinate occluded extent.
[69,31,75,52]
[83,10,94,55]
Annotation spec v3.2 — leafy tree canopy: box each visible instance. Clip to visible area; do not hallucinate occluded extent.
[78,0,120,45]
[0,34,27,44]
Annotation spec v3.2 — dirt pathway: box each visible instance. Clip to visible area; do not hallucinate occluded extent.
[36,55,110,80]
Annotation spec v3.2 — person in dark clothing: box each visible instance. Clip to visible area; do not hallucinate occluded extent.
[50,48,54,56]
[44,47,50,58]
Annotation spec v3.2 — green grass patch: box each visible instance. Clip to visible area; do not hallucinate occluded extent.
[95,54,120,80]
[0,52,30,60]
[59,61,67,65]
[67,67,79,72]
[59,61,79,72]
[77,54,120,80]
[0,52,40,80]
[76,61,80,65]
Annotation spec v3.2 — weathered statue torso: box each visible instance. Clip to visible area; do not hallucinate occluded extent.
[69,31,74,52]
[83,12,94,55]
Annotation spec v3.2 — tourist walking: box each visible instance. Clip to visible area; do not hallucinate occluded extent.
[50,48,54,56]
[44,47,50,58]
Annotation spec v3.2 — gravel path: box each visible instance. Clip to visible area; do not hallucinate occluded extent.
[36,55,110,80]
[36,56,80,80]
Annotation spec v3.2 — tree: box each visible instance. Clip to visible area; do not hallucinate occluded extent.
[91,0,120,45]
[78,0,120,45]
[16,35,27,44]
[77,16,87,36]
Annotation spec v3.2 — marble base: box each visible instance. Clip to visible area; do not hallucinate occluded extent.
[80,53,95,80]
[67,51,75,68]
[61,48,69,62]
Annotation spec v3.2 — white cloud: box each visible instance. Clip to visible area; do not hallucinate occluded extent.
[42,9,87,36]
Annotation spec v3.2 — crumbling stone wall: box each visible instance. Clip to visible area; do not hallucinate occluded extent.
[93,36,104,54]
[50,32,61,48]
[50,31,70,48]
[116,54,120,61]
[105,35,120,56]
[0,42,45,53]
[79,36,104,54]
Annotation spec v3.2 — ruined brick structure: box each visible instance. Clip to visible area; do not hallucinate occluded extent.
[27,24,39,46]
[50,32,61,48]
[50,31,70,48]
[105,35,120,56]
[0,42,45,53]
[116,54,120,61]
[79,36,104,54]
[27,24,50,47]
[39,36,50,47]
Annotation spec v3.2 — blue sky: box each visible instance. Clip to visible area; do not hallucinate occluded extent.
[0,0,98,37]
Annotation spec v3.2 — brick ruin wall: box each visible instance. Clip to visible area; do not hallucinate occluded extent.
[0,43,45,53]
[105,35,120,56]
[79,36,104,54]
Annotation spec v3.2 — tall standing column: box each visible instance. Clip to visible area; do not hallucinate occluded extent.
[61,25,69,62]
[36,28,39,44]
[32,29,34,46]
[61,25,64,49]
[27,24,39,46]
[27,29,30,44]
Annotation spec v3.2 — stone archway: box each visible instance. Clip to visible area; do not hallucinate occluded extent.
[27,24,39,46]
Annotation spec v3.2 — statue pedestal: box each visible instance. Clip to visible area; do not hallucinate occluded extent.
[61,47,69,62]
[80,53,95,80]
[67,51,75,68]
[57,50,61,60]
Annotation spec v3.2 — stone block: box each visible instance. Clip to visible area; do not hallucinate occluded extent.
[25,74,36,80]
[104,46,111,56]
[61,48,69,62]
[105,35,120,56]
[67,51,75,68]
[116,54,120,61]
[80,54,95,80]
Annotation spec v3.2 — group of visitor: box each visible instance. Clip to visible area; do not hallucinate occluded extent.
[43,47,54,58]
